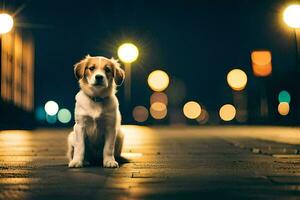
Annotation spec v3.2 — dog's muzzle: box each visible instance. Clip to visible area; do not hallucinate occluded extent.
[94,74,104,86]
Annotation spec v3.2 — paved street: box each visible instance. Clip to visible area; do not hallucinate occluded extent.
[1,126,300,200]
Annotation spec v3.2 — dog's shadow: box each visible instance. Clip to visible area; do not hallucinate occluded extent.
[86,156,130,168]
[116,156,130,165]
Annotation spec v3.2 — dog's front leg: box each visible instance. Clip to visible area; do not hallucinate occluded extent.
[68,123,85,168]
[103,126,119,168]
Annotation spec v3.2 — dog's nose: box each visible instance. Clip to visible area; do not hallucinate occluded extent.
[95,75,104,82]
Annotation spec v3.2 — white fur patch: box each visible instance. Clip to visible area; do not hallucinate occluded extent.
[75,91,103,119]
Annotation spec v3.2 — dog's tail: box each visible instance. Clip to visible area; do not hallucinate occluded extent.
[67,131,75,161]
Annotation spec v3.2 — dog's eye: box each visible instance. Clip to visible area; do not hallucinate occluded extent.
[104,65,112,73]
[89,66,95,71]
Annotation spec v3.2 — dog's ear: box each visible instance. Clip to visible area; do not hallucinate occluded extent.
[74,59,87,80]
[110,58,125,86]
[114,67,125,86]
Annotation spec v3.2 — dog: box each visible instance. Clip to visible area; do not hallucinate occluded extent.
[67,55,125,168]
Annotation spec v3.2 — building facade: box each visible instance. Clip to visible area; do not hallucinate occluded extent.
[0,29,35,129]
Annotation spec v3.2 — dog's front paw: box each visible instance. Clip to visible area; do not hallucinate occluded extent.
[103,159,119,168]
[68,160,83,168]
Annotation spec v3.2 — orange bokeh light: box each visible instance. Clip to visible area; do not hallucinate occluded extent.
[251,51,272,77]
[278,102,290,116]
[150,92,168,105]
[132,106,149,122]
[150,102,167,119]
[196,109,209,124]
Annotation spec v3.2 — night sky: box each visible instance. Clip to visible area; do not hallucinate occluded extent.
[6,0,300,123]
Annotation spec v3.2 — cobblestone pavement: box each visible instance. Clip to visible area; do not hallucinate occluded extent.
[1,126,300,200]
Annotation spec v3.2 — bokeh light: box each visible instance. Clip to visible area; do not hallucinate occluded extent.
[132,106,149,122]
[150,92,168,105]
[251,51,271,65]
[148,70,170,92]
[219,104,236,121]
[278,102,290,116]
[35,106,46,121]
[57,108,72,124]
[44,101,59,116]
[196,109,209,124]
[283,4,300,28]
[251,51,272,77]
[183,101,202,119]
[0,13,14,34]
[117,43,139,63]
[227,69,247,91]
[150,102,167,119]
[278,90,291,104]
[46,114,57,124]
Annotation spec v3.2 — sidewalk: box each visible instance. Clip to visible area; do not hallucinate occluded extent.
[1,126,300,199]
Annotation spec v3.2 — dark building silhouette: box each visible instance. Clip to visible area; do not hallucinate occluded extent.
[0,29,35,129]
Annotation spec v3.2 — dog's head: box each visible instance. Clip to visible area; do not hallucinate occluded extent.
[74,55,125,97]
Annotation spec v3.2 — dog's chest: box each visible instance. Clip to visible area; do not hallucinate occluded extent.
[75,92,105,119]
[83,116,103,137]
[76,102,106,137]
[78,102,103,119]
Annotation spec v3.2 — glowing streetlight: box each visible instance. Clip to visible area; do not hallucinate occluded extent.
[118,43,139,63]
[282,5,300,119]
[283,5,300,28]
[0,13,14,34]
[283,5,300,71]
[117,43,139,103]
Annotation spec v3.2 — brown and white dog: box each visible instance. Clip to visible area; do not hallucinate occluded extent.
[67,55,125,168]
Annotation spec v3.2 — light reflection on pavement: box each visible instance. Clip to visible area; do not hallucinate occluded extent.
[1,126,300,199]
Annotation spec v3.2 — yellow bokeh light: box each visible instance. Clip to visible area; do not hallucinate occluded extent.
[117,43,139,63]
[283,5,300,28]
[132,106,149,122]
[150,102,167,119]
[183,101,202,119]
[150,92,168,105]
[278,102,290,116]
[148,70,170,92]
[227,69,247,91]
[219,104,236,121]
[0,13,14,34]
